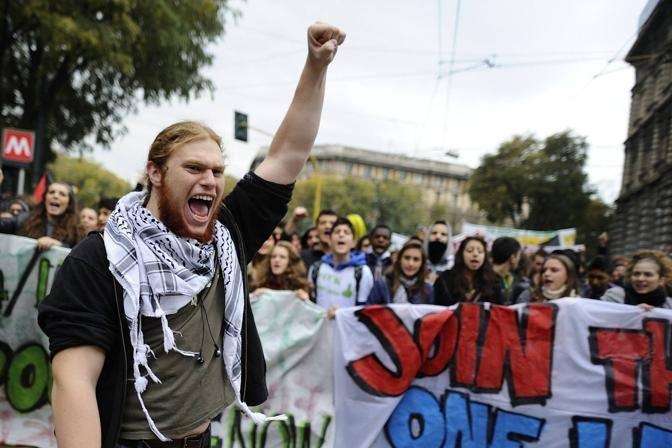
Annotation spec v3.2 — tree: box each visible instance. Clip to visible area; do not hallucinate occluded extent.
[1,0,236,184]
[468,135,536,227]
[577,198,613,258]
[469,131,593,233]
[48,154,132,207]
[288,175,432,236]
[525,132,591,230]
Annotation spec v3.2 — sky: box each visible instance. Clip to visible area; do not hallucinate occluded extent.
[90,0,651,204]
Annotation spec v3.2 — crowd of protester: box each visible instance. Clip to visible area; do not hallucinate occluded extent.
[1,173,671,315]
[246,205,672,317]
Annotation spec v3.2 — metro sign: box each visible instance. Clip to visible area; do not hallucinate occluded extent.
[2,128,35,165]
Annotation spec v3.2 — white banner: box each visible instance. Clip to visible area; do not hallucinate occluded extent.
[5,232,672,447]
[0,234,335,448]
[460,222,577,248]
[333,300,672,447]
[0,234,66,448]
[226,290,335,447]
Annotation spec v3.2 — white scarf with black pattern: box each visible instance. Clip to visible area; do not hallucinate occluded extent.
[103,191,278,441]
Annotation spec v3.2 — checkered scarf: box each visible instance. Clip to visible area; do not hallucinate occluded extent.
[103,191,272,441]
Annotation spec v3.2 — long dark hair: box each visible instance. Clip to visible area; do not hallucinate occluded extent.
[389,240,431,301]
[255,241,308,292]
[20,181,81,247]
[443,236,497,301]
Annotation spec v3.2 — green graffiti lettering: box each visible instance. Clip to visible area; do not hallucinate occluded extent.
[0,341,11,384]
[226,409,255,448]
[6,343,50,412]
[222,409,333,448]
[0,270,8,308]
[259,414,293,447]
[36,258,52,306]
[297,415,331,448]
[210,433,223,448]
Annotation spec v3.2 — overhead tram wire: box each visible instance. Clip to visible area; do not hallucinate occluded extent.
[564,20,649,107]
[412,0,449,155]
[216,54,611,93]
[439,0,463,152]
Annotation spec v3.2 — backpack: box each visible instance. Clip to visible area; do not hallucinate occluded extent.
[310,260,363,303]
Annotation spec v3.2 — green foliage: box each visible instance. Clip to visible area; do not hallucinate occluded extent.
[468,135,536,226]
[469,131,595,232]
[0,0,236,178]
[577,198,613,257]
[48,154,132,208]
[289,175,434,236]
[429,201,451,224]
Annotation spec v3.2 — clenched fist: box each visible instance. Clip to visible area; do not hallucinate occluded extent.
[307,22,346,67]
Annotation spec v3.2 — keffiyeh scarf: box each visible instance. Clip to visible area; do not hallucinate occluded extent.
[103,191,279,441]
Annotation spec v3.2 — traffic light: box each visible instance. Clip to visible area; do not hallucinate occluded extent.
[234,111,248,142]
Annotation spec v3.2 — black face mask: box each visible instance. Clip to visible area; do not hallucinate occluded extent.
[428,240,447,264]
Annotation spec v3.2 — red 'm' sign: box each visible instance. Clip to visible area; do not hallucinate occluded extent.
[2,128,35,164]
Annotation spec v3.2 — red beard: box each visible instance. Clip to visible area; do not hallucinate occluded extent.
[156,182,221,244]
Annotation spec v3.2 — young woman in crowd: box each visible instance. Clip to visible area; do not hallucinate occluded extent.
[19,181,82,250]
[433,235,502,306]
[516,253,580,303]
[367,240,434,304]
[601,250,672,309]
[356,234,372,253]
[247,233,275,287]
[251,240,310,300]
[79,207,99,235]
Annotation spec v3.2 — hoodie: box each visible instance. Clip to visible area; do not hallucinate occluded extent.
[423,224,454,278]
[308,251,373,309]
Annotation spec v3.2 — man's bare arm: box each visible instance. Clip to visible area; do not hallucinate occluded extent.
[255,22,345,185]
[51,345,105,447]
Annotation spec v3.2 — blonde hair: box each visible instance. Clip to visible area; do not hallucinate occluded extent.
[145,121,223,195]
[628,250,671,282]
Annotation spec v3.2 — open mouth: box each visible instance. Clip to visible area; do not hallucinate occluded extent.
[46,201,63,213]
[188,195,214,219]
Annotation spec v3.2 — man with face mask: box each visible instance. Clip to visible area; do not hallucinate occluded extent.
[423,220,453,281]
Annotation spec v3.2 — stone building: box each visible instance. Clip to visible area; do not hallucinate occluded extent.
[250,144,483,225]
[611,0,672,255]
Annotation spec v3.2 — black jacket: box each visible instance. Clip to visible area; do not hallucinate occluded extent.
[38,172,292,447]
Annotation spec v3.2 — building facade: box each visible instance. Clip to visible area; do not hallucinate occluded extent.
[250,144,483,225]
[611,0,672,255]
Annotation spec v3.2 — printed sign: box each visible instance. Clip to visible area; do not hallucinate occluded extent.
[1,128,35,165]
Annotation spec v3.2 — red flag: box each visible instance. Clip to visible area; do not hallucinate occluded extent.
[33,172,50,203]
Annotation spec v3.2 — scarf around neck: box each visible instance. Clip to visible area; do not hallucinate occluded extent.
[624,284,667,307]
[541,286,576,301]
[103,191,279,441]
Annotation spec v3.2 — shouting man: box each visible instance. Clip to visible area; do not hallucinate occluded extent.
[38,22,345,448]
